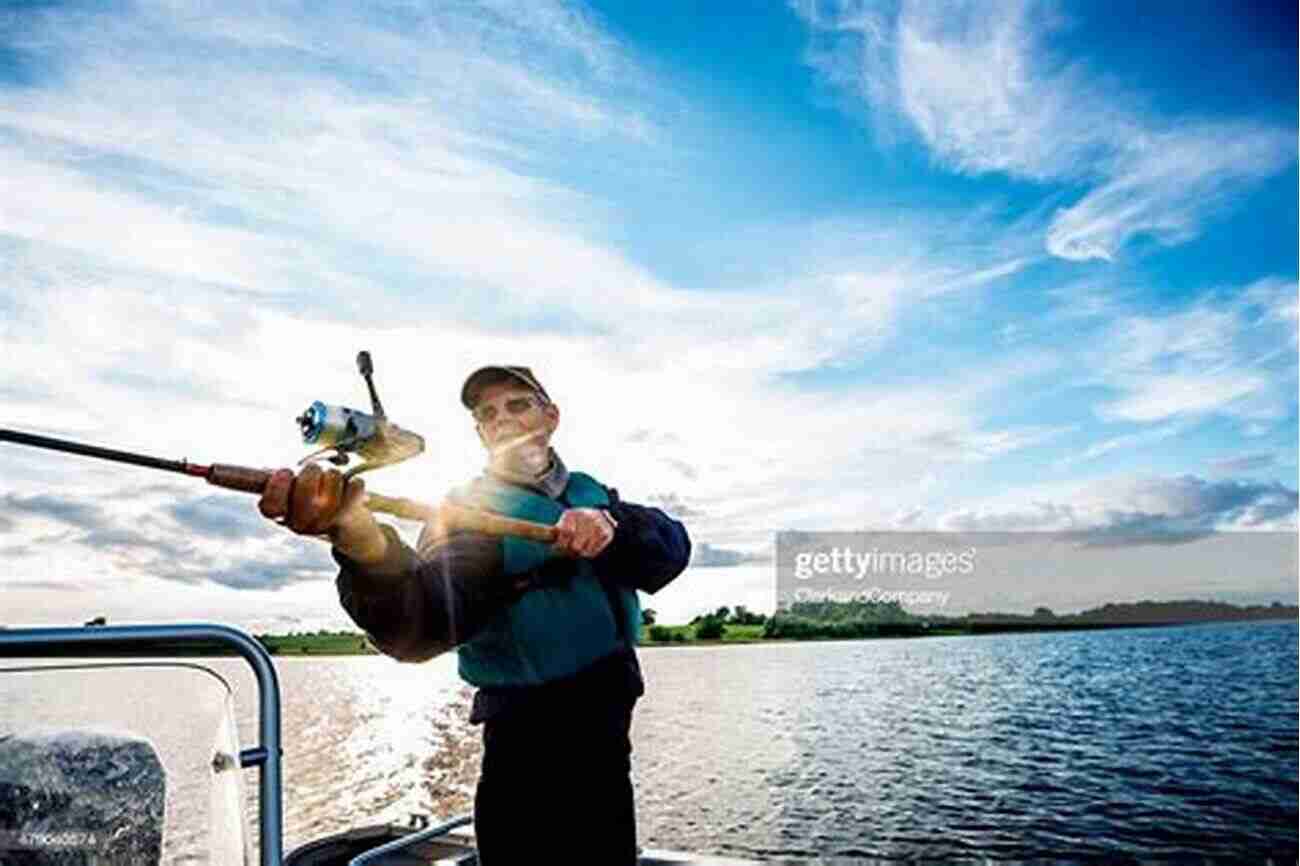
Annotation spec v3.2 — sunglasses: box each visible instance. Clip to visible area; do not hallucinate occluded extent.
[472,394,544,425]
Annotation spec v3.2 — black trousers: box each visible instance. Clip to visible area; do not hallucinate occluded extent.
[473,693,639,865]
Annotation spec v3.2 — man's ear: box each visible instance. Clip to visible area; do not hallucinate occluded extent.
[543,402,560,434]
[475,423,490,449]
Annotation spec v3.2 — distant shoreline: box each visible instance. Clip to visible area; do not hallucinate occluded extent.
[10,601,1293,657]
[263,614,1299,654]
[639,616,1299,648]
[250,613,1300,655]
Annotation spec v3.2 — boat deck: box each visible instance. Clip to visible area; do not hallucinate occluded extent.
[286,821,760,866]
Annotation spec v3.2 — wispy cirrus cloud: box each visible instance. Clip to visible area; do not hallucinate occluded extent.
[0,0,674,328]
[1055,423,1184,469]
[1043,123,1294,261]
[1082,278,1298,424]
[791,0,1295,261]
[1098,373,1267,424]
[1208,453,1276,478]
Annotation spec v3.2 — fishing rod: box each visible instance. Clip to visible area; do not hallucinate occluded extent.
[0,352,556,544]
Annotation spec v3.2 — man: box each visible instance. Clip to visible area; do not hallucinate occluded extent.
[257,365,691,864]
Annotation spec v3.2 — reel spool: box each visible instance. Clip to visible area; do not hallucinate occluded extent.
[294,352,425,476]
[297,402,378,454]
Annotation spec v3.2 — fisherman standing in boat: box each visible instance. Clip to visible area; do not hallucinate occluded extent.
[257,365,691,865]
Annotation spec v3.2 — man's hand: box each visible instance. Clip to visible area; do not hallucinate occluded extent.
[257,463,388,563]
[551,507,617,558]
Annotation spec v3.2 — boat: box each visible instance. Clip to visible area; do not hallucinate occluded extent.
[0,622,759,865]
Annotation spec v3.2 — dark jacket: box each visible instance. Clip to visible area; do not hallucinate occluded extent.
[334,486,690,721]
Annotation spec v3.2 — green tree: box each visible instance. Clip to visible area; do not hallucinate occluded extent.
[730,606,766,625]
[642,608,658,626]
[695,616,726,640]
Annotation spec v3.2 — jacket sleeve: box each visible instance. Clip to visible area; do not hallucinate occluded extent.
[591,488,692,595]
[333,523,524,663]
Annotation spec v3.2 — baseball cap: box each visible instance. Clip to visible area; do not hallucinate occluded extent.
[460,366,552,410]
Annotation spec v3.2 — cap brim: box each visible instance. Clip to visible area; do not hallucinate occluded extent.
[460,366,549,409]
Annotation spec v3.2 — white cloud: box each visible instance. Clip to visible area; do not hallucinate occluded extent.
[1055,423,1183,468]
[0,0,671,323]
[1208,453,1275,478]
[938,473,1297,534]
[792,0,1295,261]
[894,0,1105,182]
[0,148,295,291]
[1045,124,1294,261]
[1078,278,1299,424]
[1245,276,1300,349]
[1098,372,1265,423]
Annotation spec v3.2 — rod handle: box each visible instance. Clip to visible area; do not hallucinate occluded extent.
[201,466,557,543]
[364,492,437,522]
[440,502,558,544]
[206,464,272,494]
[365,495,557,543]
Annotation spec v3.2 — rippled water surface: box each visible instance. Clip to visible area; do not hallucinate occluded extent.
[631,622,1298,862]
[5,621,1297,863]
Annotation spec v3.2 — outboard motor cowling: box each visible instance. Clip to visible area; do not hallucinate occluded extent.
[0,729,165,865]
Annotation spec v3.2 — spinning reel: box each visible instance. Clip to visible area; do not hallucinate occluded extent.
[296,351,425,479]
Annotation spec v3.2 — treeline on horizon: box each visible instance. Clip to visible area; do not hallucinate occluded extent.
[9,599,1294,653]
[755,597,1299,640]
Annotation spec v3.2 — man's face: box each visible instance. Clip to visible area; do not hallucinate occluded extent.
[472,381,559,457]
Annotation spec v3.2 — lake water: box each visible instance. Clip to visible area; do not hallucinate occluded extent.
[3,620,1296,862]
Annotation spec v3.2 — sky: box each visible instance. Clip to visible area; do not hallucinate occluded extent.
[1,0,1296,631]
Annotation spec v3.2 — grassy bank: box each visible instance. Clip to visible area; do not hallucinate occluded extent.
[40,599,1289,657]
[263,599,1300,654]
[640,623,766,645]
[255,631,378,656]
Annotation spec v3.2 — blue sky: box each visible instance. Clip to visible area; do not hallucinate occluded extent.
[1,0,1296,629]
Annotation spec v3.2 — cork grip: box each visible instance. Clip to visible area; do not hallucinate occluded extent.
[364,496,556,543]
[206,464,273,494]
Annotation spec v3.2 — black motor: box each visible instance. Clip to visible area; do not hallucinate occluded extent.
[0,730,165,866]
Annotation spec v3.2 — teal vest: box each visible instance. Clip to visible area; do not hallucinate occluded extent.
[452,471,641,688]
